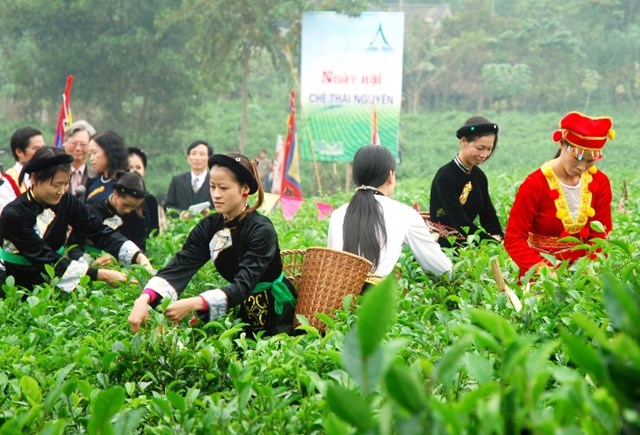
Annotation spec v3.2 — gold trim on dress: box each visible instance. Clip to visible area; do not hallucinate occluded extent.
[459,181,472,205]
[541,162,594,234]
[243,292,268,328]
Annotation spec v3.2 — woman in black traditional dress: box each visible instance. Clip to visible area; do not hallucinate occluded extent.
[0,147,152,294]
[429,115,504,247]
[68,171,150,259]
[128,152,296,337]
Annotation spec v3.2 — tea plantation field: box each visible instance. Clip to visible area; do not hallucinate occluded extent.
[0,170,639,434]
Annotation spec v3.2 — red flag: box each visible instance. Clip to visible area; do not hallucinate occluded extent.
[371,107,380,146]
[53,75,74,147]
[281,91,302,199]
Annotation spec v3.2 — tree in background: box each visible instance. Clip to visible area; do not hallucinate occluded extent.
[0,0,198,148]
[173,0,373,153]
[402,16,447,113]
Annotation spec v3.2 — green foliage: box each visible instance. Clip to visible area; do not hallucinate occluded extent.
[2,1,640,197]
[1,0,199,149]
[0,160,639,432]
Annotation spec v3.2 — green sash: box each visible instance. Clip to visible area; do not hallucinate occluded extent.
[0,250,33,266]
[0,246,66,266]
[253,272,296,315]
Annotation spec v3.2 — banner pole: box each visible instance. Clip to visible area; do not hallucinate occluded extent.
[345,163,351,192]
[284,44,323,196]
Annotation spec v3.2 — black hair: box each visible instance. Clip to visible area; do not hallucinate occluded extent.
[187,140,213,157]
[113,170,147,197]
[458,115,499,158]
[10,127,42,161]
[112,170,147,216]
[128,147,147,168]
[23,147,71,184]
[554,139,573,158]
[342,145,396,269]
[90,131,129,178]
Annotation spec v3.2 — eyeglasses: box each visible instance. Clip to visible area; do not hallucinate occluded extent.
[68,141,89,148]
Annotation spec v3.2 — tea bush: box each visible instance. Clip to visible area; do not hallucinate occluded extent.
[0,169,638,433]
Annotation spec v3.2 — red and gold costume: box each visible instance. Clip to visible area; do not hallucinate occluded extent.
[504,163,611,276]
[504,111,614,277]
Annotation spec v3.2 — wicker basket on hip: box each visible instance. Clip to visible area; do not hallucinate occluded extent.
[280,249,305,290]
[281,247,373,329]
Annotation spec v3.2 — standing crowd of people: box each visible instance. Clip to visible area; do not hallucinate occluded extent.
[0,110,616,336]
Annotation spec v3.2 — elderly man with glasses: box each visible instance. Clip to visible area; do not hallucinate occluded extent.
[63,120,96,199]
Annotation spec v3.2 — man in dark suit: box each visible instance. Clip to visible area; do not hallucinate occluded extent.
[165,140,214,215]
[63,120,96,200]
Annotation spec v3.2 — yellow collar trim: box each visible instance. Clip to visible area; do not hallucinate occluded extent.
[541,161,596,234]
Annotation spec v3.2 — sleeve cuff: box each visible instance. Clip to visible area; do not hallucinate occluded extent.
[200,289,228,322]
[145,276,178,301]
[142,288,159,303]
[59,260,90,293]
[131,251,141,265]
[86,267,98,280]
[118,240,141,265]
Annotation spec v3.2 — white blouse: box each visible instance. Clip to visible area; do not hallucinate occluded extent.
[328,195,452,278]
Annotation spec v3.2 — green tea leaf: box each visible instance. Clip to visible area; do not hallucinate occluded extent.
[43,379,76,413]
[315,312,335,329]
[88,387,125,435]
[463,352,494,385]
[468,309,517,345]
[166,389,186,412]
[601,273,640,339]
[502,335,537,376]
[326,385,372,431]
[20,376,42,406]
[560,329,606,384]
[219,324,244,340]
[590,220,606,233]
[433,336,473,387]
[323,414,352,435]
[343,329,405,394]
[357,275,396,358]
[39,419,67,435]
[113,408,146,434]
[384,361,428,413]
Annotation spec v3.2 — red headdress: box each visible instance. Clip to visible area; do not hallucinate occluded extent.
[552,111,615,158]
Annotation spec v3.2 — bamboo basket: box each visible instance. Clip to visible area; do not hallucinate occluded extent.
[281,247,373,329]
[280,249,305,291]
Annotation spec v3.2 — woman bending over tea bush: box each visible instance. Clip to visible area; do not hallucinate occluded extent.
[0,147,152,294]
[328,145,452,286]
[504,111,614,278]
[128,153,296,337]
[429,116,504,248]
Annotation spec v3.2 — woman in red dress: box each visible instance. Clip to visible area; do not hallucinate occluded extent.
[504,111,615,278]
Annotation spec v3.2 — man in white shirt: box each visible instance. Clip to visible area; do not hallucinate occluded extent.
[63,120,96,199]
[0,126,45,214]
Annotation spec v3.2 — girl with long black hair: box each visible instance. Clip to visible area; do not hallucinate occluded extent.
[328,145,452,282]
